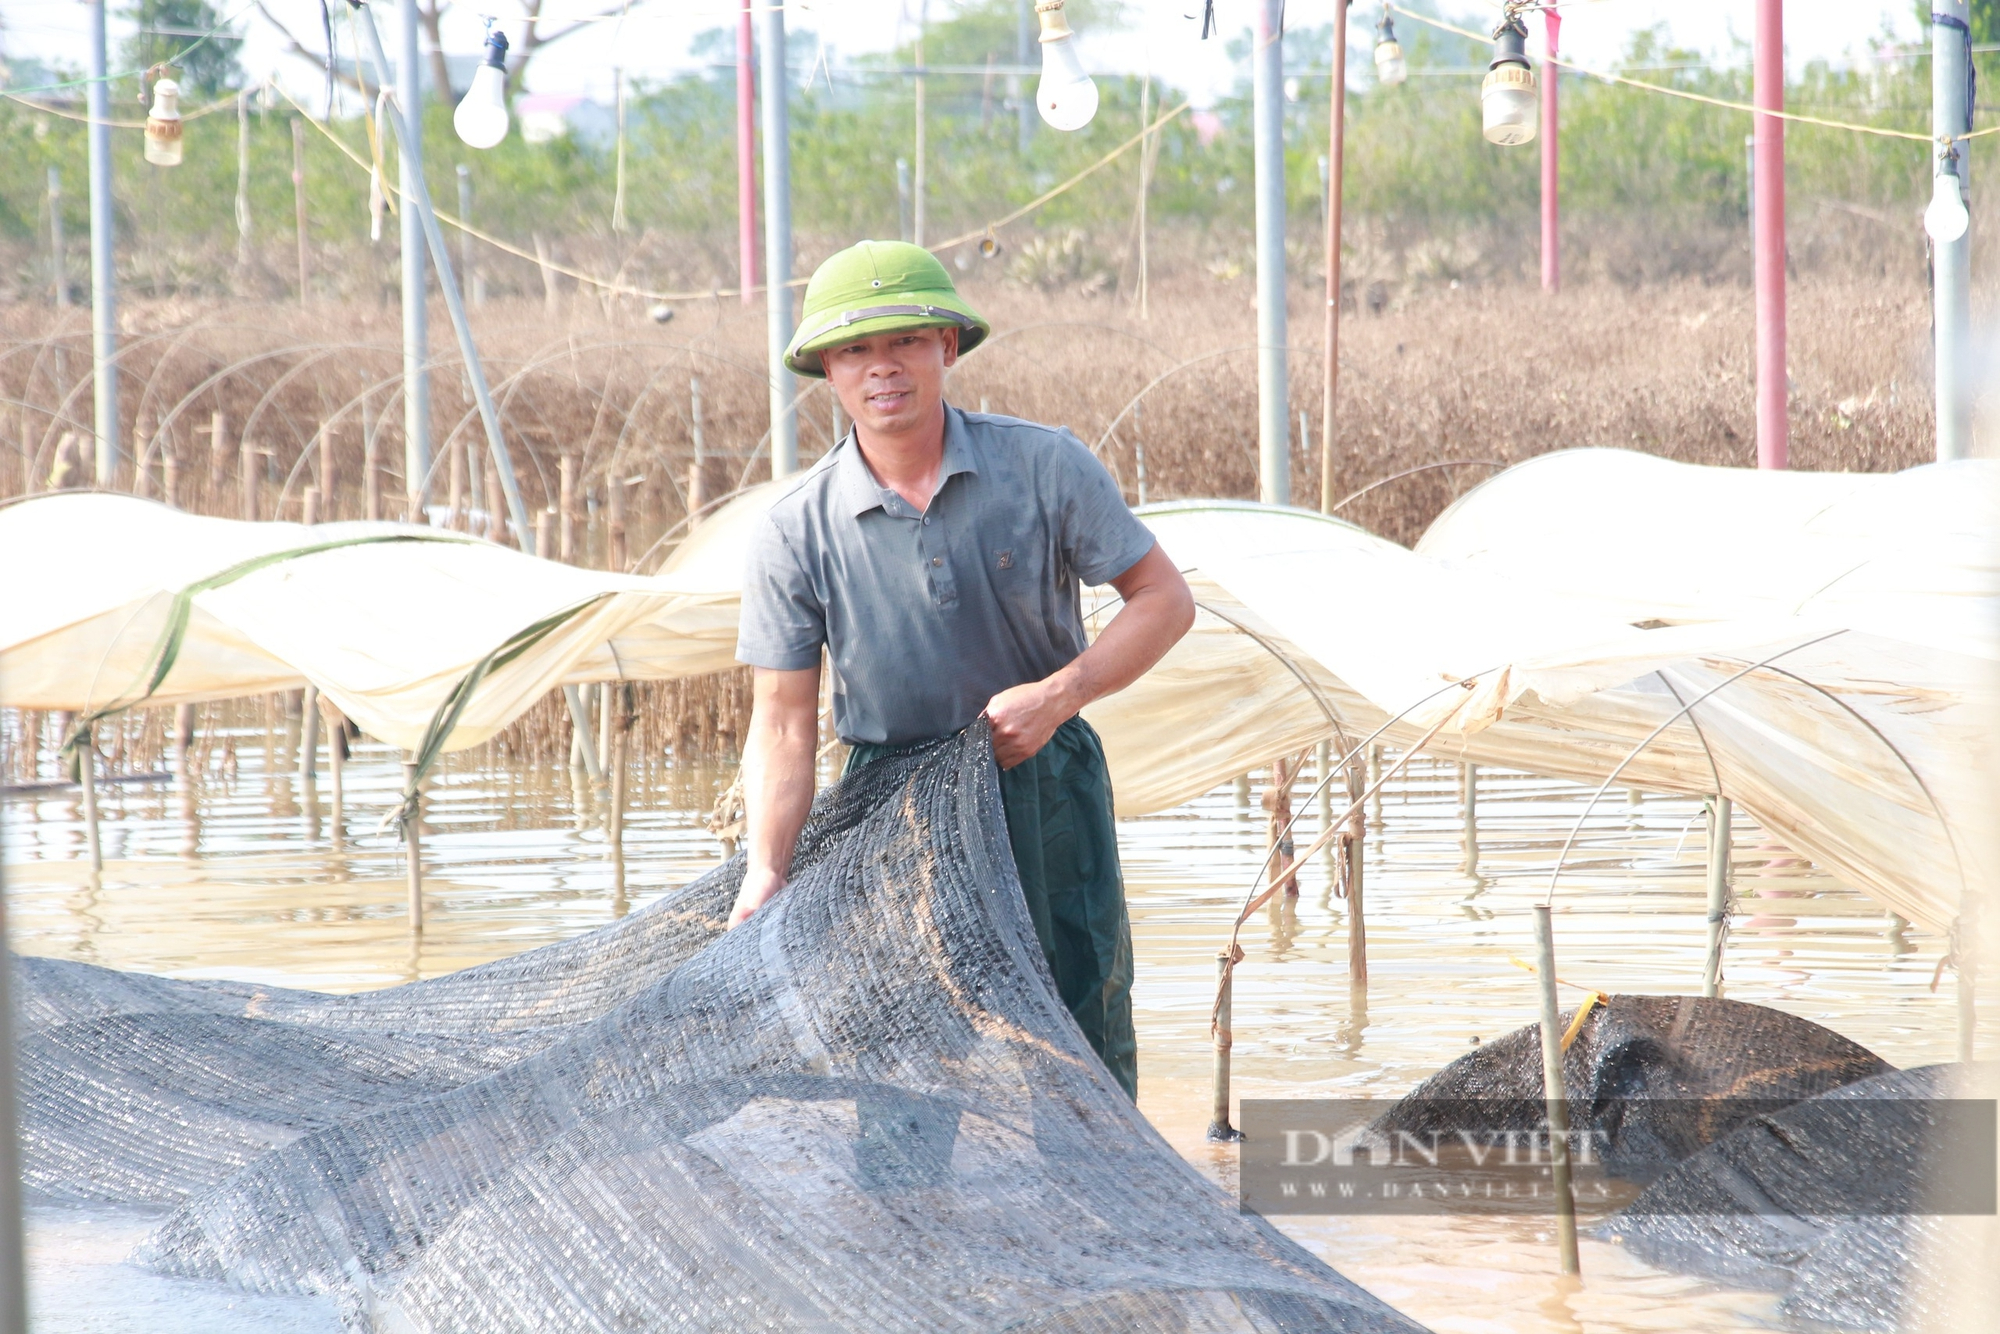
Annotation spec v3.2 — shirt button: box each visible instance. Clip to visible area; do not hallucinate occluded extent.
[923,517,930,525]
[931,556,943,566]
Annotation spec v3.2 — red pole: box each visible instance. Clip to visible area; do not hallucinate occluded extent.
[1540,7,1560,293]
[736,0,758,305]
[1753,0,1787,469]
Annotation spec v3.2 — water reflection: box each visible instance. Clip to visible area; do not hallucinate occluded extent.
[5,731,1996,1333]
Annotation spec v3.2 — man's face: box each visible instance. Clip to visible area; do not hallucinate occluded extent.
[820,327,959,438]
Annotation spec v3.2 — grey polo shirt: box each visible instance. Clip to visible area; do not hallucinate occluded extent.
[737,406,1156,747]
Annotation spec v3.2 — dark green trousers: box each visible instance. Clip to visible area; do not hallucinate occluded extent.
[846,716,1138,1100]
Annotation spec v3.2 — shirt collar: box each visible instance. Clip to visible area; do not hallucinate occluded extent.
[836,405,980,518]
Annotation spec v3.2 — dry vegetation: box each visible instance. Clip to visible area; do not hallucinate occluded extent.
[0,242,1939,765]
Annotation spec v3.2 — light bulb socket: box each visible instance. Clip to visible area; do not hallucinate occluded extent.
[1374,12,1398,48]
[1489,14,1530,70]
[1035,0,1074,43]
[479,28,511,70]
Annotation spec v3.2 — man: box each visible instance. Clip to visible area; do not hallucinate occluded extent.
[728,240,1194,1100]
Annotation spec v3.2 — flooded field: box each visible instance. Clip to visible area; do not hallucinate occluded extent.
[5,710,1990,1334]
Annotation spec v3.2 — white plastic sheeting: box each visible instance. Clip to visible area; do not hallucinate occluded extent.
[2,449,1990,936]
[0,493,745,752]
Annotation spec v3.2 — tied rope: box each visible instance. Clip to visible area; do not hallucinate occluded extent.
[1389,3,2000,147]
[275,81,1188,305]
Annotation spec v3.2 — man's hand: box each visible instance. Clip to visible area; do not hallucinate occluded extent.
[983,543,1194,769]
[985,678,1076,769]
[728,865,788,928]
[730,665,821,931]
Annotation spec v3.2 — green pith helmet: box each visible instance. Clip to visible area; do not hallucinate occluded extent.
[783,240,990,378]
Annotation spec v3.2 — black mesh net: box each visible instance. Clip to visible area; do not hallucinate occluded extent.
[1374,995,1892,1180]
[17,725,1424,1332]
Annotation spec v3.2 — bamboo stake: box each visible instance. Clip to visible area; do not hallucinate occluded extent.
[1207,949,1243,1142]
[1533,904,1582,1276]
[78,724,103,874]
[132,416,153,498]
[686,378,707,527]
[1462,761,1479,876]
[607,476,628,571]
[403,757,423,929]
[560,454,577,561]
[324,697,344,842]
[484,451,507,544]
[1346,756,1367,984]
[240,432,258,521]
[363,407,381,521]
[298,684,318,783]
[301,485,319,527]
[162,438,179,509]
[535,508,554,557]
[448,434,466,530]
[1703,796,1732,997]
[319,421,336,520]
[209,409,229,501]
[1262,756,1298,896]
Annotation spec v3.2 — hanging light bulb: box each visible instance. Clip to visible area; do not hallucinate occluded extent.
[454,26,512,149]
[1480,13,1537,146]
[1373,11,1407,87]
[1034,0,1099,132]
[1926,166,1970,243]
[144,77,184,166]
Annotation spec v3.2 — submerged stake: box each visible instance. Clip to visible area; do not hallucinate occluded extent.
[1532,905,1581,1276]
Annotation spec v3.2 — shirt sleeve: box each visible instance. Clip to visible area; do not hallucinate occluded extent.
[1051,427,1158,586]
[735,514,827,670]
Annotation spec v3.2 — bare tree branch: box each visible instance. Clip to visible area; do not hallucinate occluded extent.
[252,0,365,96]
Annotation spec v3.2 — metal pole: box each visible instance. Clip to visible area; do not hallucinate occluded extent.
[1541,7,1560,293]
[1319,2,1348,514]
[897,158,912,241]
[1703,796,1732,997]
[737,0,759,305]
[292,117,311,304]
[403,757,423,928]
[1933,1,1973,462]
[398,0,431,518]
[1015,0,1033,152]
[86,0,120,486]
[353,1,601,780]
[1752,0,1787,470]
[455,165,475,305]
[762,0,798,479]
[49,166,69,307]
[914,1,928,247]
[1252,0,1289,506]
[1207,951,1243,1141]
[1532,905,1582,1276]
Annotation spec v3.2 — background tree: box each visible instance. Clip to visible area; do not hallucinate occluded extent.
[121,0,243,96]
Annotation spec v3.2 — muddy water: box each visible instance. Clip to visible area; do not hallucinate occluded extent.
[6,721,1992,1333]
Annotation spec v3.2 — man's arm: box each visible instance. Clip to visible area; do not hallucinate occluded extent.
[984,541,1195,769]
[727,664,822,927]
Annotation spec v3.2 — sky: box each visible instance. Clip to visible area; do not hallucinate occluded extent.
[0,0,1930,107]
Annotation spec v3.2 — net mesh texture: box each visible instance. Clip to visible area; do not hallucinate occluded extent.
[16,724,1425,1333]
